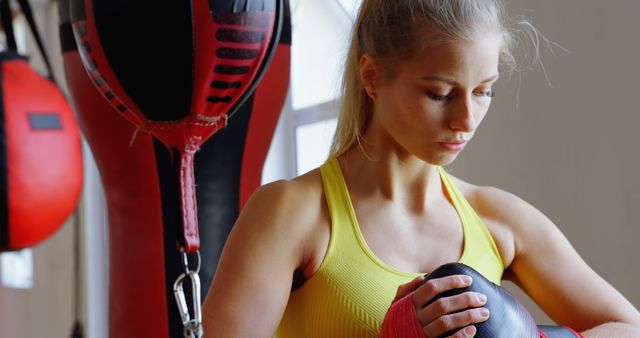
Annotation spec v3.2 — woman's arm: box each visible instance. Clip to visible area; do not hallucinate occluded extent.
[477,187,640,337]
[202,180,317,337]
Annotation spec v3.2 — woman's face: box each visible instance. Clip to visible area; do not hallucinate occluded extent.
[369,34,501,165]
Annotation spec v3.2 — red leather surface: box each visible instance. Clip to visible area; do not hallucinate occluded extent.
[3,58,82,249]
[73,1,276,151]
[63,52,169,338]
[191,1,276,148]
[72,0,279,252]
[239,44,291,210]
[180,141,200,252]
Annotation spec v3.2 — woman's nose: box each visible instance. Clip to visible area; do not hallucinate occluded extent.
[448,96,477,132]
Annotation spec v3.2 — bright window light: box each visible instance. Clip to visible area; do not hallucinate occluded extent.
[291,1,354,110]
[296,118,338,175]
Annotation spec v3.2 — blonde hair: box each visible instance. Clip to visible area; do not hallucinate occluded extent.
[329,0,516,158]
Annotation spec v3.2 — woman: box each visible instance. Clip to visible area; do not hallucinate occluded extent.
[202,1,640,337]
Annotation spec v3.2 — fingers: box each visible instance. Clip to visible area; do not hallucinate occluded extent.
[424,308,490,338]
[393,275,426,302]
[418,291,487,325]
[446,325,477,338]
[412,275,472,309]
[410,275,489,338]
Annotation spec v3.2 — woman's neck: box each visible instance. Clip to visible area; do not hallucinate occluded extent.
[338,144,446,214]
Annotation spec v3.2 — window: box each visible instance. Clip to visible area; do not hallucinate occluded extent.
[296,117,338,175]
[263,0,360,182]
[0,249,34,289]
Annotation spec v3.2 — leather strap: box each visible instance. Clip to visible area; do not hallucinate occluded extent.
[179,139,201,252]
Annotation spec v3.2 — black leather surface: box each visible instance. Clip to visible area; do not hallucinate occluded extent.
[423,263,539,338]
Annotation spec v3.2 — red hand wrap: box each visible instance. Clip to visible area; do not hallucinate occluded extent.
[538,327,585,338]
[538,327,546,338]
[568,328,586,338]
[380,292,424,338]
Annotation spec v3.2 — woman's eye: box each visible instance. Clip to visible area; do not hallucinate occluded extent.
[427,91,452,101]
[474,89,495,98]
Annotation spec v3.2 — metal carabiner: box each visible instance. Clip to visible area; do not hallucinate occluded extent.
[180,250,201,275]
[173,273,190,325]
[174,250,203,338]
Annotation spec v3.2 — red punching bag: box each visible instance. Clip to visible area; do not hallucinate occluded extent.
[65,0,284,336]
[0,1,82,251]
[60,0,290,335]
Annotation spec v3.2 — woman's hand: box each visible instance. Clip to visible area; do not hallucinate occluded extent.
[387,275,490,338]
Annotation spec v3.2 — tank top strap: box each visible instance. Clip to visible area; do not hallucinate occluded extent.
[320,158,421,277]
[319,158,363,259]
[320,158,351,226]
[437,167,504,282]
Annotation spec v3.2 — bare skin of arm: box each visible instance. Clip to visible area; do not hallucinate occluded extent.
[474,186,640,337]
[201,178,321,337]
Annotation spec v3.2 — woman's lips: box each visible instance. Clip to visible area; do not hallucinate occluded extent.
[437,141,466,151]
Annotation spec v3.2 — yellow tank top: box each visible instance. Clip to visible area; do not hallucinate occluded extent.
[276,158,504,338]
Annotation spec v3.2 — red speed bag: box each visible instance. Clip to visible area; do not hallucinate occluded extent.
[0,52,83,251]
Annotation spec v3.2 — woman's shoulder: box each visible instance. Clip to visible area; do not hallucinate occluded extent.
[447,174,551,268]
[244,168,330,273]
[447,174,541,228]
[241,168,328,243]
[247,168,325,220]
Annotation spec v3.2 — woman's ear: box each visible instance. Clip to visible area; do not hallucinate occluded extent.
[359,54,380,98]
